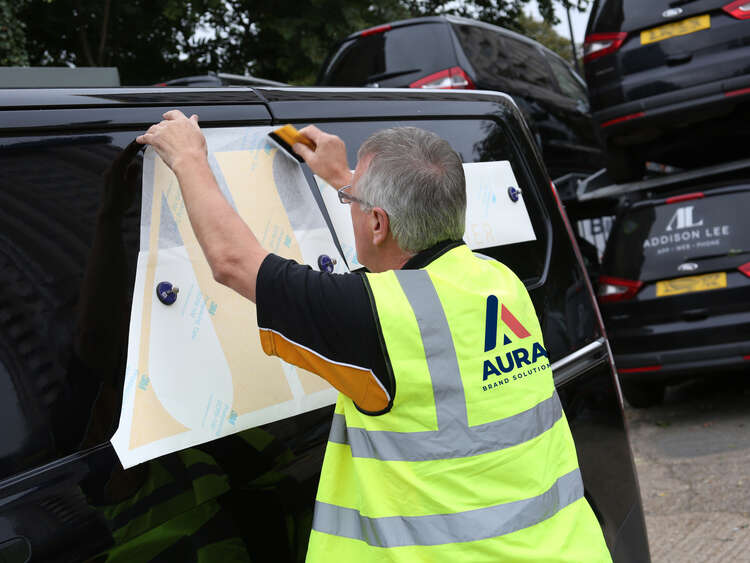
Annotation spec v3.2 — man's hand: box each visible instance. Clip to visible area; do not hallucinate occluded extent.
[136,110,207,171]
[293,125,352,189]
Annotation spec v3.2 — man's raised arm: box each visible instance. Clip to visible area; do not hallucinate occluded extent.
[136,110,268,302]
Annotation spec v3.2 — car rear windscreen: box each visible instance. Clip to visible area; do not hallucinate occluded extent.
[602,189,750,281]
[319,23,455,87]
[451,24,554,90]
[588,0,726,33]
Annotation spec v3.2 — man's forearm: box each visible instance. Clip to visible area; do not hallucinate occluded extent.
[173,154,268,302]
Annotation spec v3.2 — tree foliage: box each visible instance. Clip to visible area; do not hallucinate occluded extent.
[518,12,577,64]
[6,0,587,85]
[0,0,29,66]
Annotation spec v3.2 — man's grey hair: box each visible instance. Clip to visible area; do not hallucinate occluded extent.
[357,127,466,254]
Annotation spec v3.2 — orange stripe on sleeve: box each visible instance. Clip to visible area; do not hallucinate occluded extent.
[259,328,390,413]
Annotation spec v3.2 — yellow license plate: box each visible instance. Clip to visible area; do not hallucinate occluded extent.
[641,14,710,45]
[656,272,726,297]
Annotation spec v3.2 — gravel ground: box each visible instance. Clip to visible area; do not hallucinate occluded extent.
[623,372,750,562]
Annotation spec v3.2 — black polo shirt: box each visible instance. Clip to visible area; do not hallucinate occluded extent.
[255,240,463,413]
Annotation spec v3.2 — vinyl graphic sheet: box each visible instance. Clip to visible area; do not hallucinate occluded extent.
[111,127,344,468]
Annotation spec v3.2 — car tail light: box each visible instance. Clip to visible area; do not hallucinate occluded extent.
[583,32,628,64]
[738,262,750,277]
[600,111,645,128]
[360,24,392,37]
[665,192,704,204]
[409,67,475,89]
[725,86,750,97]
[723,0,750,19]
[597,276,643,303]
[619,365,662,374]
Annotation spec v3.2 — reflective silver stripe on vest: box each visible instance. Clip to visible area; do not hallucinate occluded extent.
[327,269,562,461]
[394,270,468,428]
[328,391,562,461]
[313,468,584,547]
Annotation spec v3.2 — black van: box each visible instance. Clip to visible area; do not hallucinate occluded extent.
[583,0,750,181]
[317,15,605,182]
[0,87,648,561]
[598,182,750,407]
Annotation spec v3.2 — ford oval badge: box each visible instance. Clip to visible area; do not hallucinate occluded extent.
[662,7,683,17]
[678,262,698,272]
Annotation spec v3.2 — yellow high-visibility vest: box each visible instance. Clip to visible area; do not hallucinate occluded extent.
[307,245,611,562]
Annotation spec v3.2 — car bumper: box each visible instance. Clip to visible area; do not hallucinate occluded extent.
[593,73,750,144]
[614,340,750,383]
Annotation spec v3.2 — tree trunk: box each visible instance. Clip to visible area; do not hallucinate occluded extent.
[97,0,111,66]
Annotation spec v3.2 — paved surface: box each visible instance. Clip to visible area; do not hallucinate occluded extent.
[624,372,750,562]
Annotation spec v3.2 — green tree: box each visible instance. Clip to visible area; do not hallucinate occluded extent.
[188,0,410,85]
[517,12,577,64]
[14,0,589,85]
[0,0,30,66]
[19,0,222,84]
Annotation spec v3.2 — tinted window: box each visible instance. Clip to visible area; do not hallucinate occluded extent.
[602,189,750,281]
[0,134,141,480]
[295,117,549,284]
[546,55,588,106]
[320,23,455,86]
[588,0,725,33]
[452,24,554,89]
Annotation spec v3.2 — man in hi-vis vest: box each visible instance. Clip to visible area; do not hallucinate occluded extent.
[138,111,611,562]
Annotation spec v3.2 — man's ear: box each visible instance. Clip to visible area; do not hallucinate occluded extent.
[370,207,390,246]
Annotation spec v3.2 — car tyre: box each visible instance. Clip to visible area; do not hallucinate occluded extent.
[606,146,644,183]
[621,380,665,408]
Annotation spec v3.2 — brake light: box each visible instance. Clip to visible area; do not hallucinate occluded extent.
[583,32,628,63]
[739,262,750,277]
[597,276,643,303]
[360,24,392,37]
[619,365,662,373]
[665,192,704,204]
[725,86,750,97]
[409,67,475,89]
[600,111,645,128]
[723,0,750,19]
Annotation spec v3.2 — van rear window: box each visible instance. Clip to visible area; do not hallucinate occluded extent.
[320,23,454,87]
[298,117,549,284]
[602,189,750,281]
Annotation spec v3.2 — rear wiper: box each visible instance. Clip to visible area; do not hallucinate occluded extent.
[669,0,701,6]
[684,249,749,261]
[366,68,421,83]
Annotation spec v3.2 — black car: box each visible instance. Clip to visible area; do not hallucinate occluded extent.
[598,182,750,407]
[317,15,604,182]
[583,0,750,181]
[154,71,288,87]
[0,86,648,561]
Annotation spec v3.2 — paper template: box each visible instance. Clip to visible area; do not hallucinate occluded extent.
[112,127,343,468]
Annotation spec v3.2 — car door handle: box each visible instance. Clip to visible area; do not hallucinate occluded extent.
[681,308,709,321]
[666,53,692,66]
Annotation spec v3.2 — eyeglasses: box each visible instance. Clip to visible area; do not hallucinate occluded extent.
[337,184,372,208]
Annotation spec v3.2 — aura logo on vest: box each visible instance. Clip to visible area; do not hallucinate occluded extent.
[482,295,548,385]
